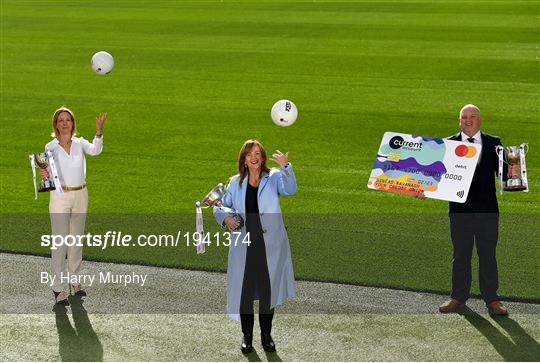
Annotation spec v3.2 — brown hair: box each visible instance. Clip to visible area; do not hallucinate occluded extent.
[51,106,77,138]
[238,139,270,186]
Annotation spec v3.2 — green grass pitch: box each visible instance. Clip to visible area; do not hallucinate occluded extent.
[1,313,539,361]
[1,0,539,300]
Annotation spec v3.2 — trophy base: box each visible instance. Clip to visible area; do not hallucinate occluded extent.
[505,178,526,191]
[503,185,527,192]
[38,186,56,192]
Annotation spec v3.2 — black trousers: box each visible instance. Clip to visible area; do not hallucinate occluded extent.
[449,213,500,304]
[240,231,274,335]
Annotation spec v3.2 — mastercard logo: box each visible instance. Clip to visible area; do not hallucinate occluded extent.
[455,145,477,158]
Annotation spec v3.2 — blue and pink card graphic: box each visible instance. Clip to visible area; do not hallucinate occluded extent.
[367,132,481,203]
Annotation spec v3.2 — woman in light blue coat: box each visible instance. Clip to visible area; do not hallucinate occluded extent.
[214,139,297,354]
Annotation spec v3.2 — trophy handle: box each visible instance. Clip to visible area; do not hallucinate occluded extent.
[195,201,205,254]
[495,146,508,164]
[521,143,529,156]
[29,154,38,200]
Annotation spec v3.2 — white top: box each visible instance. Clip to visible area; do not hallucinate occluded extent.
[461,130,482,145]
[45,136,103,190]
[461,130,482,162]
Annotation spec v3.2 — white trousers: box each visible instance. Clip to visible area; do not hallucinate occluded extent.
[49,188,88,292]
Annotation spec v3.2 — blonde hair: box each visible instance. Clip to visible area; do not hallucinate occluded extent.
[51,106,77,138]
[237,139,270,187]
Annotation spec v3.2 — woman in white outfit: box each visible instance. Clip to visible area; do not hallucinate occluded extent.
[41,106,107,305]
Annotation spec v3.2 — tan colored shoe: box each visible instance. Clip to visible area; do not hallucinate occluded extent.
[439,299,464,313]
[488,301,508,316]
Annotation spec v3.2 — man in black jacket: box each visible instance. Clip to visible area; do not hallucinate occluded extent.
[439,104,514,315]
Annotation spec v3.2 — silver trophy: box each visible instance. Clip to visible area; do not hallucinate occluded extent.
[200,183,244,229]
[194,183,244,254]
[33,153,55,192]
[29,152,59,199]
[496,144,529,193]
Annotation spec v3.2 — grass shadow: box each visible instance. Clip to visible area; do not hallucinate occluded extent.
[243,348,262,362]
[459,306,540,361]
[491,314,540,361]
[53,297,103,361]
[264,350,282,362]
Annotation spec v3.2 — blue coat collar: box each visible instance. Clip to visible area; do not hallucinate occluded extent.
[258,172,270,199]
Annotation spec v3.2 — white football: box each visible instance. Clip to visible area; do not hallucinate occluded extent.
[91,51,114,75]
[271,99,298,127]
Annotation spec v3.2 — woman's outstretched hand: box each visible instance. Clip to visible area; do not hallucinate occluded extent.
[96,112,107,135]
[270,150,289,167]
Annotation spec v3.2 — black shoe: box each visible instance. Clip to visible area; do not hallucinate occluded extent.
[71,285,87,297]
[261,333,276,352]
[241,333,253,354]
[74,289,87,297]
[53,291,69,306]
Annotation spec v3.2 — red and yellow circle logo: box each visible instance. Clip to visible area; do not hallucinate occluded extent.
[455,145,477,158]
